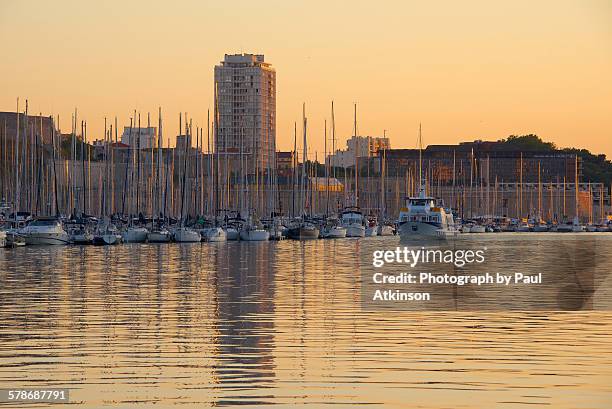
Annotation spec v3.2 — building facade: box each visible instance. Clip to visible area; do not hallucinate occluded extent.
[120,126,157,149]
[214,54,276,172]
[328,135,390,168]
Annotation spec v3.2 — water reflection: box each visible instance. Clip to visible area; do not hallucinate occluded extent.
[0,236,611,408]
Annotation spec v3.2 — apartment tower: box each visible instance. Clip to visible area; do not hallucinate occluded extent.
[214,53,276,172]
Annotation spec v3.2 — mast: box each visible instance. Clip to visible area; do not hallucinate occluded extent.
[418,123,424,196]
[121,118,132,217]
[292,122,297,218]
[302,103,308,217]
[136,114,141,217]
[112,117,117,215]
[14,98,20,220]
[179,117,189,227]
[574,154,579,220]
[538,161,542,220]
[354,103,359,207]
[81,120,86,216]
[381,130,386,219]
[331,101,337,213]
[325,119,329,216]
[157,107,163,220]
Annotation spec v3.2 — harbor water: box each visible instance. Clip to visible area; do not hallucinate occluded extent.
[1,234,611,408]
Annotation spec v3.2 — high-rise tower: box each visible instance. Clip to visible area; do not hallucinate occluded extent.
[214,53,276,171]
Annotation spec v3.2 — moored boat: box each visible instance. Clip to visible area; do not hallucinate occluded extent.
[19,218,70,245]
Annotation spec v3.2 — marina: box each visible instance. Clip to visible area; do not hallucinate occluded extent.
[1,105,610,248]
[1,2,611,407]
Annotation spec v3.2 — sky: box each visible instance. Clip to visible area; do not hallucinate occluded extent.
[0,0,610,158]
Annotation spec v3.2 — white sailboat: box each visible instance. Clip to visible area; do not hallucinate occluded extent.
[201,226,227,242]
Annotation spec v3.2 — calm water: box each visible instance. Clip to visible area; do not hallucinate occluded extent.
[1,235,611,408]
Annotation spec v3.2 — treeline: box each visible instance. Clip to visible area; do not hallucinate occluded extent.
[498,134,612,185]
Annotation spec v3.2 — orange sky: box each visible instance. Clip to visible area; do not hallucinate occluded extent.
[0,0,610,158]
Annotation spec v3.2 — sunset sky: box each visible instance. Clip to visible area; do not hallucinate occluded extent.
[0,0,610,158]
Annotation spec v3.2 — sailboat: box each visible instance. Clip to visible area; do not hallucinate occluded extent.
[287,103,319,240]
[398,125,458,240]
[340,104,366,238]
[93,217,122,245]
[378,140,395,236]
[122,115,149,243]
[319,104,347,239]
[173,115,201,243]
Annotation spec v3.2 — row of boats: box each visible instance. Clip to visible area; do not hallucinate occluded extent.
[0,207,398,247]
[3,186,610,248]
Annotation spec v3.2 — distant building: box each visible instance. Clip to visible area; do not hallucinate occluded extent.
[385,140,581,183]
[0,112,55,145]
[175,134,192,152]
[276,151,294,177]
[327,135,390,168]
[120,126,157,149]
[214,53,276,171]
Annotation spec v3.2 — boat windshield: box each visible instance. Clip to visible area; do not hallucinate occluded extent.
[30,220,58,227]
[409,199,432,206]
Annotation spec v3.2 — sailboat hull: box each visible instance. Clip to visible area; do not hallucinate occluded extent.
[225,227,240,241]
[201,227,227,242]
[122,227,148,243]
[147,231,172,243]
[240,229,270,241]
[321,226,347,239]
[174,228,202,242]
[288,226,320,240]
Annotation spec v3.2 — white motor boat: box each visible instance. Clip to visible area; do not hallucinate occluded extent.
[378,224,395,236]
[365,220,379,237]
[201,226,227,242]
[321,224,347,239]
[470,224,487,233]
[147,228,172,243]
[122,226,149,243]
[341,207,366,238]
[174,227,201,242]
[398,185,457,240]
[20,218,70,245]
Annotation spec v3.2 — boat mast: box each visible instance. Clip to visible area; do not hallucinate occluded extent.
[354,103,359,207]
[14,98,20,222]
[291,122,297,218]
[331,101,337,213]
